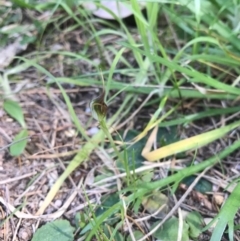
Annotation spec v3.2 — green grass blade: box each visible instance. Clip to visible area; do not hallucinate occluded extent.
[209,182,240,241]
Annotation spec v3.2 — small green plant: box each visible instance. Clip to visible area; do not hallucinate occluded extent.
[3,98,28,156]
[31,219,75,241]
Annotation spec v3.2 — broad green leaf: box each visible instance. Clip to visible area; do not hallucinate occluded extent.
[142,191,169,219]
[153,217,189,241]
[4,99,26,128]
[31,219,75,241]
[117,127,178,171]
[117,129,147,171]
[20,35,37,45]
[95,193,120,217]
[186,211,204,238]
[182,176,212,193]
[10,129,28,156]
[126,230,144,241]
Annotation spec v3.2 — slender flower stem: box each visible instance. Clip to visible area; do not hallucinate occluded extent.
[99,119,122,161]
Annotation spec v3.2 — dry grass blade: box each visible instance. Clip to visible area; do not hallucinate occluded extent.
[143,120,240,161]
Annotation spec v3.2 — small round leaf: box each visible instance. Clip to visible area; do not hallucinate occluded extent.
[4,99,26,128]
[31,219,74,241]
[10,129,28,156]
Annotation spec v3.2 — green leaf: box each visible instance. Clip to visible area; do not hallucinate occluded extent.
[153,217,189,241]
[4,99,26,128]
[186,211,204,238]
[31,219,75,241]
[10,129,28,156]
[20,35,37,45]
[118,129,147,170]
[117,127,177,167]
[182,176,212,193]
[126,230,144,241]
[11,0,34,9]
[95,193,120,217]
[158,126,178,147]
[142,191,169,219]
